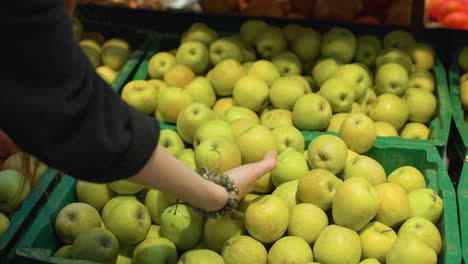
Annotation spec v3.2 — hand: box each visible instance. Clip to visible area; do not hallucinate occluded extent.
[225,152,277,200]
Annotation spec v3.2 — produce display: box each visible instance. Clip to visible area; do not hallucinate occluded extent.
[72,18,132,85]
[122,21,439,141]
[0,131,48,237]
[458,46,468,121]
[48,127,446,264]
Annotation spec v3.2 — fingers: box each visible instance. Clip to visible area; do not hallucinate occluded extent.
[251,151,277,178]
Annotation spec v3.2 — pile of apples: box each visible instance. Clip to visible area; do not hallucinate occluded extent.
[458,46,468,121]
[121,20,439,141]
[51,126,445,264]
[72,18,132,85]
[0,131,48,238]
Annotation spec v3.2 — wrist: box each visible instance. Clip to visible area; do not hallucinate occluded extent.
[204,181,229,212]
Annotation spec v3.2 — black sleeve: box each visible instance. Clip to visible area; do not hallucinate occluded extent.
[0,0,160,183]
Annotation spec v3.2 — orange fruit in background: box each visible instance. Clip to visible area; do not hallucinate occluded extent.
[290,0,316,17]
[354,16,381,24]
[242,0,290,18]
[199,0,239,14]
[314,0,363,22]
[385,0,412,26]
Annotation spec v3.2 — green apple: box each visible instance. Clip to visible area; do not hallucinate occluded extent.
[3,152,47,183]
[271,149,309,187]
[320,78,355,113]
[0,170,30,213]
[376,48,413,73]
[80,40,102,68]
[223,106,259,124]
[101,196,138,221]
[108,179,144,195]
[369,94,409,130]
[144,189,175,225]
[177,249,224,264]
[272,125,305,153]
[375,121,399,137]
[255,25,287,59]
[210,59,246,96]
[400,122,430,140]
[458,46,468,72]
[71,228,119,264]
[158,129,185,157]
[346,149,360,163]
[342,155,386,185]
[242,46,257,62]
[359,259,381,264]
[359,221,397,263]
[326,113,349,133]
[53,245,73,258]
[0,212,10,236]
[398,217,442,254]
[321,27,357,63]
[313,225,362,264]
[221,235,268,264]
[81,31,105,45]
[292,28,321,62]
[160,204,204,250]
[163,64,196,88]
[272,179,299,212]
[339,113,376,154]
[203,212,246,252]
[236,125,277,164]
[374,183,411,228]
[355,35,382,68]
[177,148,196,170]
[375,63,409,96]
[307,134,348,174]
[193,119,235,147]
[233,75,270,111]
[288,203,328,245]
[406,43,434,70]
[297,169,343,210]
[312,57,342,87]
[387,166,426,192]
[383,30,416,50]
[158,86,193,123]
[55,202,102,244]
[357,88,377,115]
[103,199,151,244]
[240,20,268,47]
[185,77,217,108]
[148,52,177,79]
[407,188,443,224]
[271,51,303,76]
[194,136,242,173]
[349,102,364,114]
[101,38,130,71]
[132,237,177,264]
[268,236,314,264]
[96,66,118,85]
[333,64,372,99]
[76,181,115,212]
[270,76,309,110]
[116,255,132,264]
[209,38,244,65]
[253,172,274,194]
[408,69,435,93]
[181,23,218,47]
[247,59,281,86]
[237,193,260,213]
[293,93,332,131]
[245,195,289,243]
[261,109,293,129]
[176,103,216,144]
[230,118,257,137]
[212,97,235,118]
[283,23,304,44]
[386,236,437,264]
[460,73,468,83]
[333,177,380,231]
[404,88,437,123]
[121,80,158,115]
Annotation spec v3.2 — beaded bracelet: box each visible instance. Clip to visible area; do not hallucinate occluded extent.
[191,166,240,218]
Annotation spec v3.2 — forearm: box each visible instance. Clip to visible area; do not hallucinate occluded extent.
[129,144,229,212]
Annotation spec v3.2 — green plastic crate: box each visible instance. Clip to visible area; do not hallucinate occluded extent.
[0,168,59,263]
[13,138,461,264]
[128,31,451,155]
[449,49,468,264]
